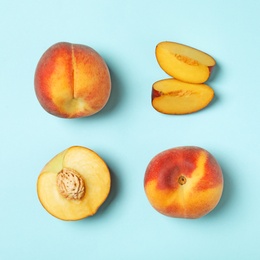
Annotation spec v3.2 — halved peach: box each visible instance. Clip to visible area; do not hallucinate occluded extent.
[156,42,216,83]
[152,78,214,114]
[37,146,111,221]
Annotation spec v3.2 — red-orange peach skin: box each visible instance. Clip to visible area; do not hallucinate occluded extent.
[144,146,223,219]
[34,42,111,118]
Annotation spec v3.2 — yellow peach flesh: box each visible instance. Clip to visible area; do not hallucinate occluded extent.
[37,146,111,220]
[152,79,214,114]
[156,42,216,83]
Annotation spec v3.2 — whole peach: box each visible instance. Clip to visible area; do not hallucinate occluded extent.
[144,146,223,219]
[34,42,111,118]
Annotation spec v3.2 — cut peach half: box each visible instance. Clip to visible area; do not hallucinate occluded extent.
[37,146,111,221]
[152,78,214,114]
[156,42,216,83]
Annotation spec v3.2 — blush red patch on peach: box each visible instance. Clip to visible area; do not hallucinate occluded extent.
[152,89,161,99]
[34,43,73,114]
[161,203,183,218]
[144,147,199,190]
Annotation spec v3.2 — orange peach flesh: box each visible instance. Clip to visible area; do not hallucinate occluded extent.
[152,79,214,114]
[156,42,216,84]
[37,146,111,220]
[34,42,111,118]
[144,147,223,218]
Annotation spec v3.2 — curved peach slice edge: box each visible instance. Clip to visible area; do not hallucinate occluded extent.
[156,41,216,84]
[152,78,214,114]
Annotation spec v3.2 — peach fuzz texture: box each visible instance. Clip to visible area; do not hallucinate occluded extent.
[144,146,223,219]
[34,42,111,118]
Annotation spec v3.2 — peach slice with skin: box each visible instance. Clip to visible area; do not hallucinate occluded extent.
[144,146,223,219]
[34,42,111,118]
[156,41,216,83]
[37,146,111,221]
[152,78,214,114]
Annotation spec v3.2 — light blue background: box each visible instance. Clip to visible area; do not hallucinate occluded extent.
[1,0,259,259]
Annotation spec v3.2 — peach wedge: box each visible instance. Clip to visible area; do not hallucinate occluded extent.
[37,146,111,221]
[156,41,216,83]
[152,78,214,114]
